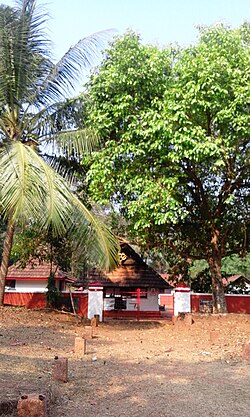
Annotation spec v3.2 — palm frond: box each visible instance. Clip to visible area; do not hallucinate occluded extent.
[0,1,51,109]
[50,127,100,158]
[0,142,67,232]
[0,2,118,271]
[0,142,119,269]
[43,154,80,185]
[69,195,119,270]
[25,97,99,159]
[35,30,115,104]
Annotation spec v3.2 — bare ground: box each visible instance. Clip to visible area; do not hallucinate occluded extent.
[0,307,249,417]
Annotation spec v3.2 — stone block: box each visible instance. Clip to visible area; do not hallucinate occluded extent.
[52,357,68,383]
[184,313,194,325]
[17,393,47,417]
[84,325,93,339]
[91,317,97,328]
[75,336,86,355]
[242,343,250,360]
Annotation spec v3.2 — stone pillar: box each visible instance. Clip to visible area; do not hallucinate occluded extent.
[52,357,68,383]
[87,284,103,321]
[91,317,98,327]
[174,285,191,316]
[84,326,93,340]
[242,343,250,360]
[75,336,87,355]
[17,394,47,417]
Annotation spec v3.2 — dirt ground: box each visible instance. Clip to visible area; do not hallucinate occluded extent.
[0,307,249,417]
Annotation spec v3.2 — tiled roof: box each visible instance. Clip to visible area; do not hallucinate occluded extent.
[222,275,250,287]
[83,243,172,289]
[7,262,74,281]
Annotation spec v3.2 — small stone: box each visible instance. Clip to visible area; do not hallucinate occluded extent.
[242,343,250,360]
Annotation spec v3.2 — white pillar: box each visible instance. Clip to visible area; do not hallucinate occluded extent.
[87,285,103,321]
[174,286,191,316]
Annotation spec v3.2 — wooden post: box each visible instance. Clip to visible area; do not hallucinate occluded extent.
[69,287,76,316]
[184,313,193,325]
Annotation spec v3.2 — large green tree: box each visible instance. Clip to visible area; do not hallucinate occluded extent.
[85,27,250,313]
[0,0,118,305]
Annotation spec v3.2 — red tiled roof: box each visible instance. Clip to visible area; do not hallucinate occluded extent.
[83,243,172,290]
[7,262,74,281]
[222,275,250,287]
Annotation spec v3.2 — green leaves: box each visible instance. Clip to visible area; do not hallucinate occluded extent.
[0,1,119,273]
[85,25,250,263]
[0,142,119,269]
[0,1,51,108]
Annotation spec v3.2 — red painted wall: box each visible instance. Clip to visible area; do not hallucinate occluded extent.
[4,292,46,309]
[4,292,250,316]
[77,294,88,317]
[191,294,213,312]
[159,294,174,317]
[191,294,250,314]
[225,295,250,314]
[160,293,250,315]
[4,291,89,316]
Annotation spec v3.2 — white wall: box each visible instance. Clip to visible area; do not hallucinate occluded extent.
[15,280,47,292]
[126,294,159,311]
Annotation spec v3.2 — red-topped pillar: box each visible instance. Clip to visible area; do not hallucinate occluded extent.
[174,284,191,316]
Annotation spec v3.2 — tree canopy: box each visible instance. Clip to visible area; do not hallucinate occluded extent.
[84,26,250,312]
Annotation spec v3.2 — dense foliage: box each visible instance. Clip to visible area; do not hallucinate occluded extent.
[84,26,250,312]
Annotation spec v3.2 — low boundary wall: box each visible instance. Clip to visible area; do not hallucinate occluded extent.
[4,291,250,317]
[4,292,88,317]
[159,293,250,315]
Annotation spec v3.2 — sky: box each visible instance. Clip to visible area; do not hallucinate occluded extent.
[2,0,250,59]
[2,0,250,91]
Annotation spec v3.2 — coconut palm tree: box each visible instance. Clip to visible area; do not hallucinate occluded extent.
[0,0,118,305]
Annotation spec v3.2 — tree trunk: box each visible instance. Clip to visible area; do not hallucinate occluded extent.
[207,254,227,313]
[0,220,15,306]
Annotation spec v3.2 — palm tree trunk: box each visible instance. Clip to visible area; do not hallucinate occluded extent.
[0,220,15,306]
